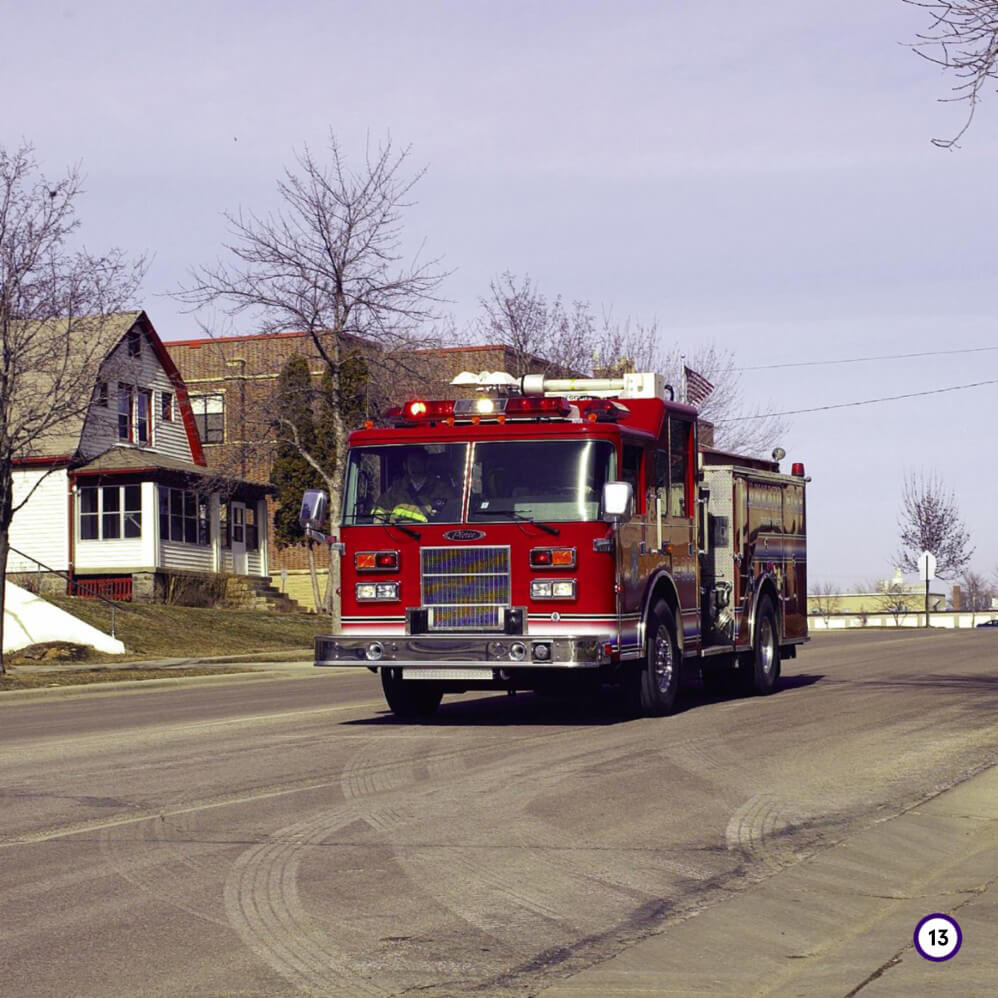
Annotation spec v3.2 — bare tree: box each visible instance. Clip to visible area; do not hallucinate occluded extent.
[178,134,446,630]
[896,470,974,580]
[905,1,998,147]
[478,272,594,378]
[958,569,992,622]
[810,581,841,625]
[477,272,787,455]
[0,144,144,671]
[875,579,911,627]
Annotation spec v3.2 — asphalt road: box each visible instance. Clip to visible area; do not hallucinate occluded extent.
[1,629,995,996]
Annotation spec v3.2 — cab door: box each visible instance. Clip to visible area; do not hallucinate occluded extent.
[662,415,699,652]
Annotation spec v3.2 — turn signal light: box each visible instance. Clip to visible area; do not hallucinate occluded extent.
[530,547,576,568]
[355,550,400,571]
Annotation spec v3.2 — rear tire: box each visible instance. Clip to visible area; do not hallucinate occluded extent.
[625,599,680,717]
[380,668,443,719]
[750,595,781,695]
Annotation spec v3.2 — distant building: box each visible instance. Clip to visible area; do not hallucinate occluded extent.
[808,569,946,617]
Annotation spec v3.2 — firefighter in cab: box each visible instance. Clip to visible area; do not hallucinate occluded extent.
[372,448,452,524]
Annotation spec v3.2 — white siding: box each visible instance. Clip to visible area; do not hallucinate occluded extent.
[160,542,213,573]
[78,329,195,464]
[75,536,147,571]
[218,549,235,574]
[247,550,264,576]
[8,469,69,572]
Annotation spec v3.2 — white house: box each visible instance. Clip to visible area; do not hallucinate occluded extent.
[8,311,271,601]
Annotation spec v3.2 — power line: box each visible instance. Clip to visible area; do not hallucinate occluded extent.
[739,344,998,371]
[716,377,998,422]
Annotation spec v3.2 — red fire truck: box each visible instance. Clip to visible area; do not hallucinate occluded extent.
[301,371,808,718]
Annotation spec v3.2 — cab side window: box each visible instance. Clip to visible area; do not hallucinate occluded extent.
[621,444,644,514]
[669,417,692,518]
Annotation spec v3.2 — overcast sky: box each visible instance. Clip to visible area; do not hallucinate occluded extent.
[4,1,996,591]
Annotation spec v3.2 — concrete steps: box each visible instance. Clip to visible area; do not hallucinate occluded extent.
[222,576,303,614]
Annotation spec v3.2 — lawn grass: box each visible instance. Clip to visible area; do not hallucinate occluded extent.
[22,596,325,662]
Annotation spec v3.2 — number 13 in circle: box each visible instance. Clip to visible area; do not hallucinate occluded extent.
[913,913,962,962]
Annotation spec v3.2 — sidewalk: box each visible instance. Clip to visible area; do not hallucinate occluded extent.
[541,764,997,997]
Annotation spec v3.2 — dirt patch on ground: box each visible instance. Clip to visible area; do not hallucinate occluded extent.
[0,667,254,691]
[7,642,94,664]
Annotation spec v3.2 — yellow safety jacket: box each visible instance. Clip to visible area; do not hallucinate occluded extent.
[372,478,452,524]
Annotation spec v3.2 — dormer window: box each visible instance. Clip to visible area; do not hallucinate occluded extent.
[117,384,153,445]
[137,390,152,445]
[118,384,133,440]
[127,328,141,357]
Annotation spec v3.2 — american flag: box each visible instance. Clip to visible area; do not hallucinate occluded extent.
[683,365,714,407]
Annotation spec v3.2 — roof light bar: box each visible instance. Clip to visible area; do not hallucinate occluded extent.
[390,395,574,424]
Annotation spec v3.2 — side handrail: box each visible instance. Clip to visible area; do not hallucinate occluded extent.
[7,545,135,639]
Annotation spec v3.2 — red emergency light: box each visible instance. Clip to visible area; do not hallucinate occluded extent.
[402,399,456,422]
[504,396,572,418]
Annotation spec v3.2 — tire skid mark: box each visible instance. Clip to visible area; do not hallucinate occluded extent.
[224,804,390,997]
[725,793,803,872]
[97,814,232,928]
[225,724,685,991]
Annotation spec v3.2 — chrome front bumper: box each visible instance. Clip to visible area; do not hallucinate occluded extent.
[314,633,612,669]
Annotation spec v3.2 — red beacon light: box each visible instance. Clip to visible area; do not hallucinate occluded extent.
[792,462,806,477]
[504,396,572,418]
[399,399,456,423]
[581,399,630,422]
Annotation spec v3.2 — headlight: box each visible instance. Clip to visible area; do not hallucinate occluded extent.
[356,582,400,601]
[530,579,576,599]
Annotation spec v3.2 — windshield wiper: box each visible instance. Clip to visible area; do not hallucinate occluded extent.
[379,519,421,540]
[471,508,560,536]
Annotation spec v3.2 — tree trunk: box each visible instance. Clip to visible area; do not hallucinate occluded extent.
[0,528,10,674]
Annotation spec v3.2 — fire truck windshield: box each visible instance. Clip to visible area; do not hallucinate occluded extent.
[470,440,615,523]
[342,439,617,526]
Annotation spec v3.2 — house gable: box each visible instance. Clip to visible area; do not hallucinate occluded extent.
[78,312,206,467]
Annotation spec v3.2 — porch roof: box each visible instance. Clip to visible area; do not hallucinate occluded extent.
[73,447,272,496]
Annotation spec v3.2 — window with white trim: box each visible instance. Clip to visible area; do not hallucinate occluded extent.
[79,485,142,541]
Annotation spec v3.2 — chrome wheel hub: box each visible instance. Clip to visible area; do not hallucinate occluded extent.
[652,625,674,693]
[759,616,775,676]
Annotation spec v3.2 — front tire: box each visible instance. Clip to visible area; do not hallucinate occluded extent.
[626,599,680,717]
[750,595,781,695]
[380,668,443,719]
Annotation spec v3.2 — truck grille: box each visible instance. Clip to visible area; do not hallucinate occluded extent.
[421,546,511,631]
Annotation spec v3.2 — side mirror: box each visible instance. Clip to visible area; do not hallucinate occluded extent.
[602,481,633,523]
[299,489,328,531]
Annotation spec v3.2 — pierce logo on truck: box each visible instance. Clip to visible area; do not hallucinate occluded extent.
[300,370,808,719]
[442,529,486,541]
